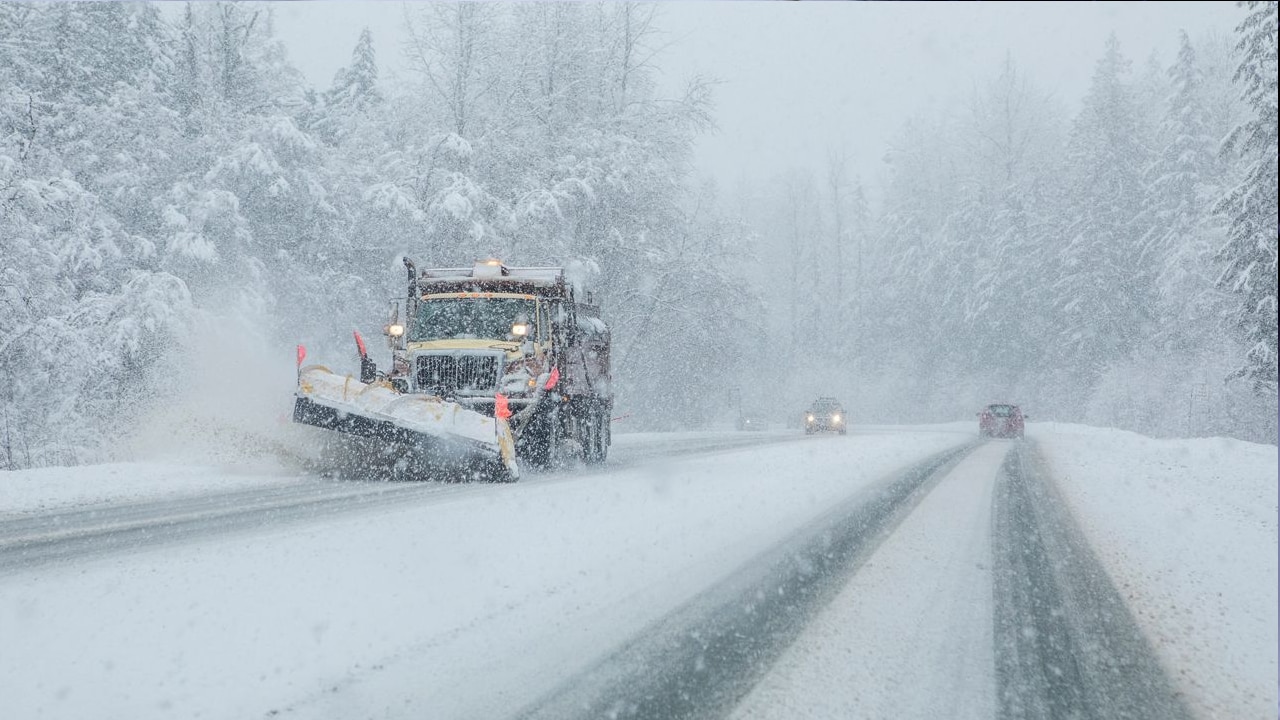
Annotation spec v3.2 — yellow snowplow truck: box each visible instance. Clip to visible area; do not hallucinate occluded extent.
[293,259,611,479]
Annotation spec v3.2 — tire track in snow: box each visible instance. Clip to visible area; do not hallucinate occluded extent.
[728,440,1009,720]
[512,441,980,720]
[991,441,1193,720]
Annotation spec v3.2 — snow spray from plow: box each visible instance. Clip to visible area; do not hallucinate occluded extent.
[292,357,519,482]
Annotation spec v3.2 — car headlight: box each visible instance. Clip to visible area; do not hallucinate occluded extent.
[807,414,814,422]
[832,414,841,423]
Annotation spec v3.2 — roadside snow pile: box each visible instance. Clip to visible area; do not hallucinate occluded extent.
[1035,422,1277,720]
[0,461,306,516]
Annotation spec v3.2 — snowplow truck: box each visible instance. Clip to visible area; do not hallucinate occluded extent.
[296,258,612,474]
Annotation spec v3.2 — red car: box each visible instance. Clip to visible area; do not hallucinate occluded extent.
[978,403,1026,438]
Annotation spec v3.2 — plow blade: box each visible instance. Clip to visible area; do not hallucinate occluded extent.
[292,366,518,482]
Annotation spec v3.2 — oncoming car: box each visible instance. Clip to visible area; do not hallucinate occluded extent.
[978,403,1027,439]
[805,397,847,435]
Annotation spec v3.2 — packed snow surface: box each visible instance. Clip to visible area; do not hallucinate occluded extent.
[0,422,1274,720]
[1,428,967,720]
[1036,423,1278,720]
[732,441,1008,719]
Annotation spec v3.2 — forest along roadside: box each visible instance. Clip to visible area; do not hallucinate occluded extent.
[1,431,969,720]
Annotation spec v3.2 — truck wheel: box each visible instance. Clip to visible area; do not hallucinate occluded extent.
[581,410,596,464]
[596,409,610,463]
[582,405,608,464]
[580,407,596,464]
[593,407,610,463]
[518,405,556,468]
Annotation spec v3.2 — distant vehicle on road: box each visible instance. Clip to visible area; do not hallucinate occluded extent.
[805,397,846,435]
[978,403,1026,438]
[736,413,768,431]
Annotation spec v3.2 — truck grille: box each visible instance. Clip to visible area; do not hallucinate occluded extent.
[415,355,499,395]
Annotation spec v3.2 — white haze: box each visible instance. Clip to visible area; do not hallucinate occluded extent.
[271,1,1242,196]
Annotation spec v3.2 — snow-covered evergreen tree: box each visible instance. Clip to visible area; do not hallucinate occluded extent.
[1053,35,1154,382]
[1143,31,1226,354]
[1215,0,1278,394]
[314,27,382,145]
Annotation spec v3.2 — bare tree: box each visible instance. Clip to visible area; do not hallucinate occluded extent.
[964,53,1058,187]
[403,3,503,138]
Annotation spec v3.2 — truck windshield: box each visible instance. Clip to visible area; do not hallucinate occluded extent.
[412,298,535,341]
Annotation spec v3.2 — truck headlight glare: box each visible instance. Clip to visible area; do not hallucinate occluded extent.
[832,414,841,423]
[387,324,405,337]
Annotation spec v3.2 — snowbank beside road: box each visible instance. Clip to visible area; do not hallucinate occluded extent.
[0,461,306,516]
[1036,423,1278,720]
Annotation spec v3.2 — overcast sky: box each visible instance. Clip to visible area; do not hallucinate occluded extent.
[271,1,1242,199]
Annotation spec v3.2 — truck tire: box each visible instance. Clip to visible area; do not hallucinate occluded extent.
[518,404,557,468]
[595,407,610,463]
[579,403,607,465]
[579,408,596,464]
[576,405,593,464]
[589,405,609,463]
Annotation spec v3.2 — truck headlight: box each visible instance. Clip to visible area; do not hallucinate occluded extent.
[807,414,814,422]
[511,322,529,337]
[832,414,841,423]
[386,324,405,337]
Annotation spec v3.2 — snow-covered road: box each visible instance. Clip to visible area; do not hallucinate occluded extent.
[1,427,967,719]
[731,441,1006,720]
[0,430,812,572]
[0,424,1274,720]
